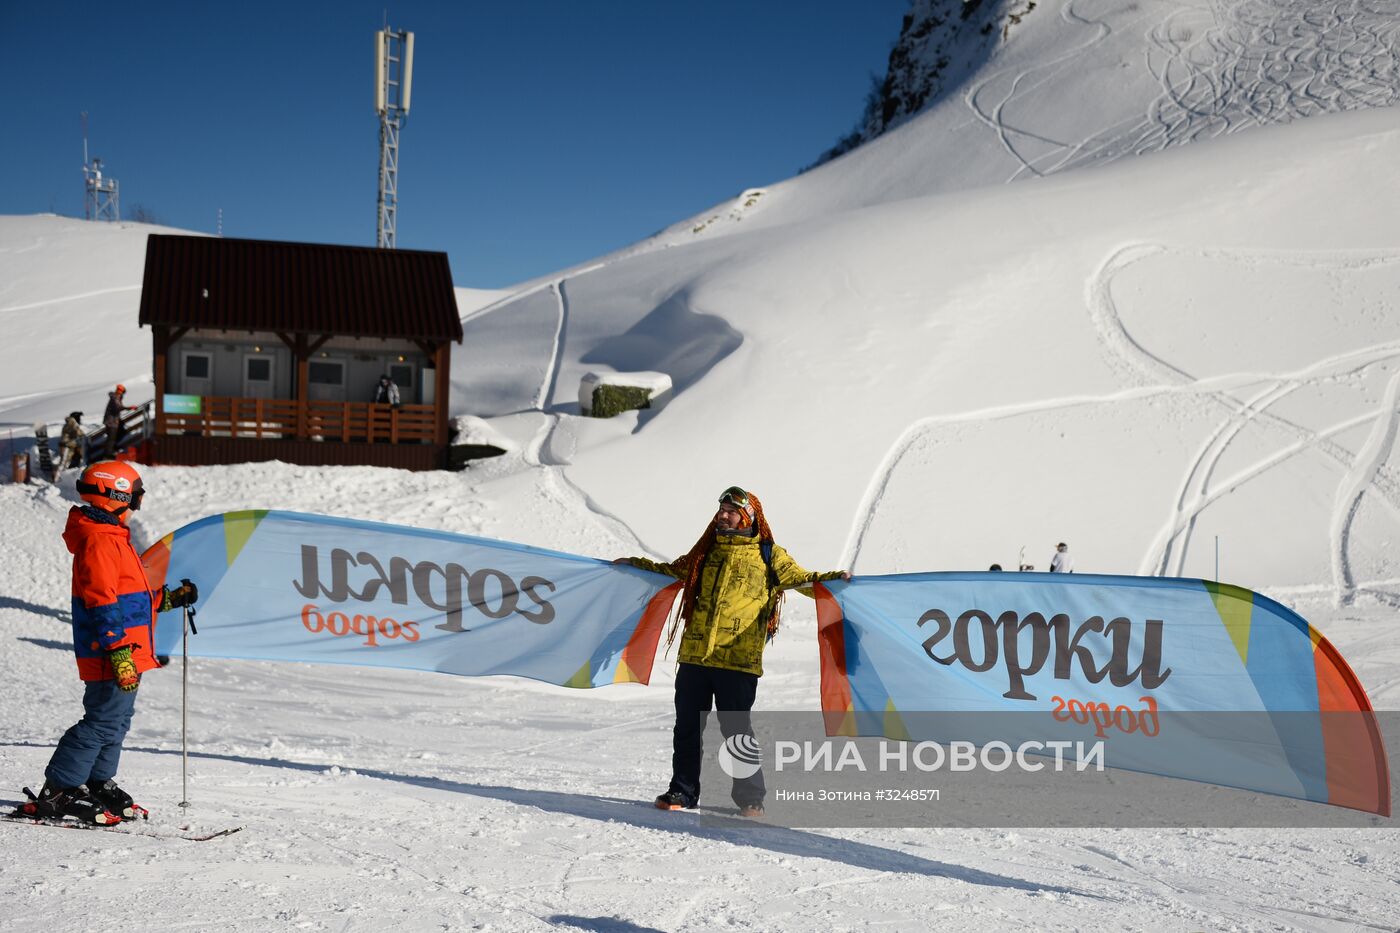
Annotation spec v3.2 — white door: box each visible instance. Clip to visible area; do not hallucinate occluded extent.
[181,351,213,397]
[243,354,274,399]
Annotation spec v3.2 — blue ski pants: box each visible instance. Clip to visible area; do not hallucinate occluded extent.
[46,680,138,789]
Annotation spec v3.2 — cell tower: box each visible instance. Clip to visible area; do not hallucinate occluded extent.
[375,26,414,249]
[81,112,120,222]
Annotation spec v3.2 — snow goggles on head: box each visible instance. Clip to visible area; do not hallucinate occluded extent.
[77,478,144,509]
[718,486,749,509]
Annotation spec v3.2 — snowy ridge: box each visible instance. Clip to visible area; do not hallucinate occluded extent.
[649,0,1400,246]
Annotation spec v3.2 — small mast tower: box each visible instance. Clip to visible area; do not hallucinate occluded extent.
[82,112,120,222]
[375,26,414,248]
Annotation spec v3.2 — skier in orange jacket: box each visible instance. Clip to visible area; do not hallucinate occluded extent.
[21,461,197,825]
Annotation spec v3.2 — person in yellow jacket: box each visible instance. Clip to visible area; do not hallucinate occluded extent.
[616,486,848,817]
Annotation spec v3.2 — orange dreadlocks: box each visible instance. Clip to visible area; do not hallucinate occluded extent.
[664,489,785,651]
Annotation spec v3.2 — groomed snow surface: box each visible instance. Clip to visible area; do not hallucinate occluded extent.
[5,0,1400,927]
[2,468,1397,932]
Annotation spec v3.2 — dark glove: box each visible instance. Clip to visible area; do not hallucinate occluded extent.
[109,646,140,692]
[160,578,199,611]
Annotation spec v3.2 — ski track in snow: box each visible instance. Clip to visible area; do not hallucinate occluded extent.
[1088,244,1400,581]
[523,276,659,560]
[964,0,1115,180]
[458,261,607,327]
[0,284,140,315]
[1086,244,1400,600]
[1331,367,1400,605]
[845,242,1400,598]
[967,0,1400,182]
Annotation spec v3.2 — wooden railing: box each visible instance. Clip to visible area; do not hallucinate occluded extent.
[308,400,437,444]
[160,397,437,443]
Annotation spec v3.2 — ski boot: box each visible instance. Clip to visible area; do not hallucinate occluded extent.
[17,784,121,825]
[90,779,148,820]
[654,790,696,811]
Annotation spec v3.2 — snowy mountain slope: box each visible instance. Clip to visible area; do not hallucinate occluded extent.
[644,0,1400,247]
[0,215,178,428]
[466,106,1400,598]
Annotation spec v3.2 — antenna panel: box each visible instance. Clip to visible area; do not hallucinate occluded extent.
[375,30,387,114]
[401,32,414,114]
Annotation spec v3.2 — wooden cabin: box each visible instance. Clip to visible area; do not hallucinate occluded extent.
[138,234,463,471]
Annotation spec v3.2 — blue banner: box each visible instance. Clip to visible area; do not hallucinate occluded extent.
[815,573,1389,815]
[141,511,679,688]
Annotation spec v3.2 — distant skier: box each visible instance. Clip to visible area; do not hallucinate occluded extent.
[615,486,848,818]
[373,374,401,408]
[19,461,199,825]
[1050,542,1075,573]
[102,384,133,459]
[57,411,85,477]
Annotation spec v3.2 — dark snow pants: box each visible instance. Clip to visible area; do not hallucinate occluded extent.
[668,662,764,809]
[46,680,138,789]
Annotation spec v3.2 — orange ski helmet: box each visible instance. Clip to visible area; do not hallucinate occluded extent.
[77,461,145,515]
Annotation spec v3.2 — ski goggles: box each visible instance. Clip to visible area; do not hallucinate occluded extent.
[75,478,144,510]
[718,486,750,509]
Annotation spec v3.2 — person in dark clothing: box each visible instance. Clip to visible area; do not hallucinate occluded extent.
[373,374,401,407]
[102,385,132,459]
[615,486,848,818]
[57,412,85,477]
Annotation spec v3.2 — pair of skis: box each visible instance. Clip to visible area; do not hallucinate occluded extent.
[2,809,242,842]
[5,788,241,842]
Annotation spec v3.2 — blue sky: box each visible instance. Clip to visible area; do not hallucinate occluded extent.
[1,1,906,288]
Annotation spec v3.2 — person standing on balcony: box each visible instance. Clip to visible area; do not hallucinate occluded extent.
[373,374,401,408]
[102,385,133,459]
[1050,542,1075,573]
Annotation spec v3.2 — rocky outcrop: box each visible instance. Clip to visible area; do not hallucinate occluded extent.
[811,0,1031,167]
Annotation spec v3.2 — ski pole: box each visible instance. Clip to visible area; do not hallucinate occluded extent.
[179,604,192,808]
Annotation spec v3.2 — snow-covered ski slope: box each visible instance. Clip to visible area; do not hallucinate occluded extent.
[647,0,1400,245]
[458,105,1400,598]
[3,0,1400,928]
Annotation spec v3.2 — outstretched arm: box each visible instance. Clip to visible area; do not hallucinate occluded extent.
[769,545,849,594]
[612,555,690,580]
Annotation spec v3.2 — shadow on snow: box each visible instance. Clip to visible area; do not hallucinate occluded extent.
[3,740,1092,896]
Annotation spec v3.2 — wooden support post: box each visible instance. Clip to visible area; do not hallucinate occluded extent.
[153,325,168,437]
[434,342,450,448]
[295,334,309,439]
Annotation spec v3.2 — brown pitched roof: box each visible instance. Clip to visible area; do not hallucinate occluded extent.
[138,234,463,343]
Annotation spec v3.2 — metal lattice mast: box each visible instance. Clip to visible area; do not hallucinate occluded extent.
[375,27,414,249]
[81,112,120,222]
